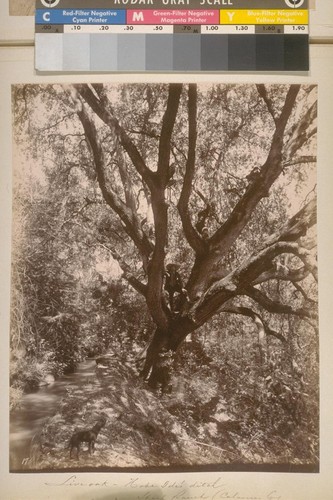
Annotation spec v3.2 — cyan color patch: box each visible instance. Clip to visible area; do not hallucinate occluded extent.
[201,35,228,71]
[173,34,201,71]
[35,33,63,71]
[145,35,173,71]
[63,34,91,71]
[90,35,118,71]
[117,35,146,71]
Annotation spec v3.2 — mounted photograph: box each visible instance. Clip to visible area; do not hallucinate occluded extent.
[10,83,318,473]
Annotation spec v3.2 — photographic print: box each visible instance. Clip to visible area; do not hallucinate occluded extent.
[9,0,34,16]
[10,83,318,473]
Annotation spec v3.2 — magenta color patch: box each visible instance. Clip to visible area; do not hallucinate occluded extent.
[127,9,219,24]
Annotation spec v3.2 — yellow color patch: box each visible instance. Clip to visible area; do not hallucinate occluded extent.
[220,9,308,25]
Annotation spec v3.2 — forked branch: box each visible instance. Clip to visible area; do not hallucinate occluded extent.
[77,105,153,259]
[74,84,155,191]
[210,85,301,255]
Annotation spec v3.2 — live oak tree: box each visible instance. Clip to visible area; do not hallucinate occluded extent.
[13,83,317,392]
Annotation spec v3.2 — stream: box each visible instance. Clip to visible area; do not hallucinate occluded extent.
[10,358,97,471]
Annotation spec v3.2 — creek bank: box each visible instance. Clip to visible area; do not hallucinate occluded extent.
[10,359,97,471]
[23,355,239,470]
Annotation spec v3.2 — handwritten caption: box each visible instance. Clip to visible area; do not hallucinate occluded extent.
[45,475,283,500]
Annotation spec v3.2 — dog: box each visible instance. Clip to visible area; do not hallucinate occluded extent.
[69,417,106,459]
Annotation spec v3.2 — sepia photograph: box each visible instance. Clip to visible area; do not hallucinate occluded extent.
[10,83,318,473]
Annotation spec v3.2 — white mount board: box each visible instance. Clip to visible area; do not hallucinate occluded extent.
[0,43,333,500]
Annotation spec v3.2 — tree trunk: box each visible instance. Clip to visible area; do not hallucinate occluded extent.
[141,316,197,393]
[254,315,268,368]
[140,328,168,380]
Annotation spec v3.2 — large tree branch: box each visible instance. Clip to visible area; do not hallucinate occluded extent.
[244,286,317,320]
[234,238,316,295]
[253,266,309,285]
[74,84,155,192]
[188,195,316,326]
[210,85,301,254]
[221,305,287,342]
[284,96,317,159]
[261,197,318,280]
[116,146,138,215]
[292,281,317,304]
[189,241,302,326]
[282,156,316,169]
[77,106,153,260]
[95,241,148,297]
[67,219,148,298]
[157,84,182,184]
[256,85,277,124]
[262,197,316,247]
[177,84,205,254]
[124,275,147,296]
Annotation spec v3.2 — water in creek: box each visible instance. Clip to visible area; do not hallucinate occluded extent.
[9,359,97,471]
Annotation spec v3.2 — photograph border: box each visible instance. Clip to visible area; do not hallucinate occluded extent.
[9,81,319,474]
